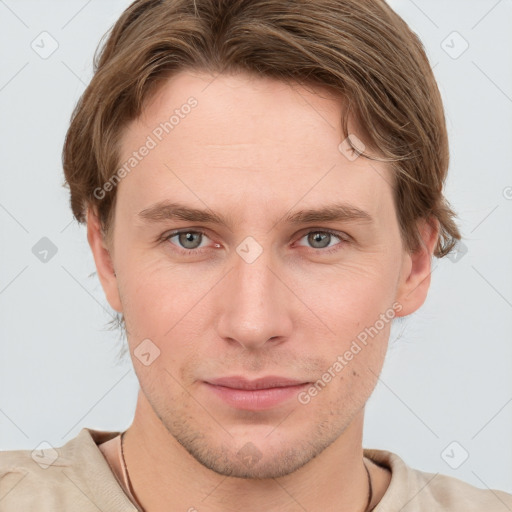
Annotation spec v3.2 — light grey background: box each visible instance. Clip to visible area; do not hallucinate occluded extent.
[1,0,511,496]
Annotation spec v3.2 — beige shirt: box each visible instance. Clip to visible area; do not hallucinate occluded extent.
[1,427,511,511]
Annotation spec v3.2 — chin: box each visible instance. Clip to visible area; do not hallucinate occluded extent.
[192,444,318,480]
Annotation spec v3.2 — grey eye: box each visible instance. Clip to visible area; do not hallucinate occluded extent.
[177,231,203,249]
[307,232,333,249]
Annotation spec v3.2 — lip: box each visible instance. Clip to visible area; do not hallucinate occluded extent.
[203,376,310,411]
[206,376,307,390]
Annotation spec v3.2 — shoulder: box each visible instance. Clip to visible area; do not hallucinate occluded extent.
[0,428,137,511]
[0,441,72,509]
[365,447,512,512]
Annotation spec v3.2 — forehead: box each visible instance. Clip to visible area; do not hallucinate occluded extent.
[116,70,395,227]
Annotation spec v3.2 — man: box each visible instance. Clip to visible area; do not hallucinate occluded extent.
[1,0,511,510]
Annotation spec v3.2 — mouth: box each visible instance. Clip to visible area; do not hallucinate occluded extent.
[203,376,310,411]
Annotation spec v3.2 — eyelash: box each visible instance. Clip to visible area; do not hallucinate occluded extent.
[161,229,350,256]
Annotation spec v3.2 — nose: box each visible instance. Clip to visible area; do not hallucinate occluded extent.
[215,246,293,351]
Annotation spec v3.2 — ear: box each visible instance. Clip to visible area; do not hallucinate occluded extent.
[86,206,123,313]
[395,217,439,317]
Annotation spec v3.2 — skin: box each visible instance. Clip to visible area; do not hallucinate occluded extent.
[88,70,438,512]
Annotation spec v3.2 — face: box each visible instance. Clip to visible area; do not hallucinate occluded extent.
[89,70,433,479]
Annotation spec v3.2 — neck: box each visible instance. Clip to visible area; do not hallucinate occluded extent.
[121,391,389,512]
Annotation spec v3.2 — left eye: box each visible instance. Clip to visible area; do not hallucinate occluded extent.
[297,230,345,250]
[162,229,347,255]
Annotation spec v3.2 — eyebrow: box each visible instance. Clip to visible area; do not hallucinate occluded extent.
[137,201,373,228]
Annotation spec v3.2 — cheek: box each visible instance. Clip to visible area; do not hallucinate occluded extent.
[118,251,188,318]
[299,255,400,338]
[118,258,215,366]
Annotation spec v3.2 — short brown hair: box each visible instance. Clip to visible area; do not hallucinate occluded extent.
[62,0,460,257]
